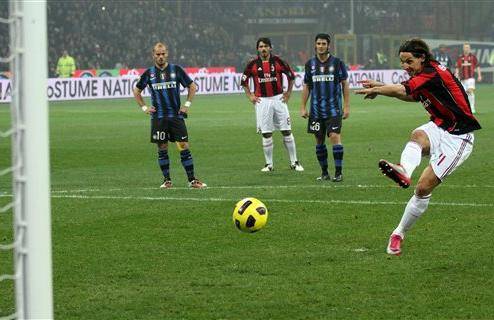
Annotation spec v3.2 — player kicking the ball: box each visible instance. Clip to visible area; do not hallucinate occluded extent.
[355,38,481,255]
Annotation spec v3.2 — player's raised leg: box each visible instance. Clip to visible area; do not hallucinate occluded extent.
[379,129,429,188]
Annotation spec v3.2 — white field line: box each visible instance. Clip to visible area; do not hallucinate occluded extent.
[0,194,492,207]
[48,184,494,194]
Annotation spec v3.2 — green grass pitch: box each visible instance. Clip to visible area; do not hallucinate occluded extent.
[1,86,493,319]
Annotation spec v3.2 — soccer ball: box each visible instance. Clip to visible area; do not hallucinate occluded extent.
[232,197,268,233]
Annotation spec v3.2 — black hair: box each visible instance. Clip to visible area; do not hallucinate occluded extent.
[256,37,272,49]
[398,38,434,62]
[315,33,331,44]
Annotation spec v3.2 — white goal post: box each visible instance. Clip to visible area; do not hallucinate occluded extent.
[1,1,53,319]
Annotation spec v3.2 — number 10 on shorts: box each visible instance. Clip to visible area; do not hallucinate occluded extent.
[154,130,167,141]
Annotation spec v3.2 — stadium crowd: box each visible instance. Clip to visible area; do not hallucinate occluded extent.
[46,1,251,76]
[1,1,493,77]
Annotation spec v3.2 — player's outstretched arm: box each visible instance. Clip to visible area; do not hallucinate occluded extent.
[358,79,385,88]
[355,84,414,102]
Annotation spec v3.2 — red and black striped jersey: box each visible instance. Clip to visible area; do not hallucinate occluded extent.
[402,61,481,135]
[241,55,295,97]
[456,53,478,80]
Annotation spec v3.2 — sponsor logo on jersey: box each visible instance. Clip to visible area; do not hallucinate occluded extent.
[152,81,177,90]
[259,77,277,83]
[312,74,334,82]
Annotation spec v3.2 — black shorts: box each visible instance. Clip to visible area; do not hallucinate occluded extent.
[150,117,188,143]
[307,116,342,137]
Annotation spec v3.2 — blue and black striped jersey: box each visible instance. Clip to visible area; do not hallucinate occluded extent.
[136,64,193,119]
[304,55,348,118]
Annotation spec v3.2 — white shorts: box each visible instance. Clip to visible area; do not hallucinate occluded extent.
[461,78,475,91]
[414,122,474,181]
[255,94,291,133]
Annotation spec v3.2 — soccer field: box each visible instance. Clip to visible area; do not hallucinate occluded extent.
[1,86,493,319]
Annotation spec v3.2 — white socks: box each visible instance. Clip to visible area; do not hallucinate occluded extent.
[262,137,273,165]
[283,134,298,163]
[393,193,431,237]
[468,92,476,113]
[400,141,422,178]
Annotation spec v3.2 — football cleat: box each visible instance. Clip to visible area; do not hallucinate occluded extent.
[290,161,304,172]
[160,179,173,189]
[387,233,403,255]
[316,174,331,181]
[261,164,274,172]
[378,159,411,188]
[332,174,343,182]
[189,179,207,189]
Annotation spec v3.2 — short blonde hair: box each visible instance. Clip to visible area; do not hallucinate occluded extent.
[153,42,167,53]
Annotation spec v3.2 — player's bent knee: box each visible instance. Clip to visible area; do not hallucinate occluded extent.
[328,133,341,144]
[157,143,168,151]
[176,142,189,151]
[410,130,426,141]
[410,130,430,153]
[262,133,273,138]
[315,135,325,145]
[415,175,440,197]
[415,185,433,198]
[281,130,291,136]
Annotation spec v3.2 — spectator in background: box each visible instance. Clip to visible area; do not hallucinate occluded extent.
[455,43,482,114]
[376,50,388,68]
[434,44,453,70]
[56,50,76,77]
